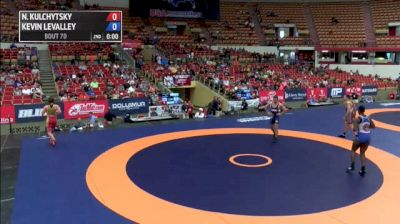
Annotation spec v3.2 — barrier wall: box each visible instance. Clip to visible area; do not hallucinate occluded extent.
[190,81,230,111]
[0,88,397,135]
[327,64,400,79]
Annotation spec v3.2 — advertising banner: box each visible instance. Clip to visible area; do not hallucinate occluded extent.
[64,100,108,120]
[0,105,16,125]
[108,98,149,116]
[130,0,220,19]
[259,90,285,103]
[361,85,378,96]
[345,86,363,96]
[284,89,307,102]
[328,87,345,98]
[14,103,64,123]
[170,74,192,87]
[306,88,328,101]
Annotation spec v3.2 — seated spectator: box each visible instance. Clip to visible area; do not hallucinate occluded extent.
[14,88,22,96]
[241,99,248,110]
[90,79,99,89]
[22,87,32,96]
[32,87,44,99]
[331,17,339,25]
[195,108,206,119]
[10,42,17,49]
[150,108,158,117]
[70,118,86,132]
[14,77,23,88]
[124,113,134,123]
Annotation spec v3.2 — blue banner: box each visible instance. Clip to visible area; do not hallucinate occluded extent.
[108,98,149,116]
[284,89,307,102]
[328,87,345,98]
[361,85,378,96]
[14,103,64,123]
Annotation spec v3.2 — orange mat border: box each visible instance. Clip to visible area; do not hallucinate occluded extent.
[365,108,400,132]
[86,128,400,224]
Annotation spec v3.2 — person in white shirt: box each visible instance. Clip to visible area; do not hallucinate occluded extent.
[31,67,40,75]
[127,86,135,94]
[195,108,205,118]
[22,87,32,96]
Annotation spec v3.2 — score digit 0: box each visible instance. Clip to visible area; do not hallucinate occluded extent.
[106,12,121,22]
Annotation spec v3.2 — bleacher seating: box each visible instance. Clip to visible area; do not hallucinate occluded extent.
[370,0,400,47]
[0,47,43,105]
[370,0,400,29]
[207,3,259,45]
[257,3,310,46]
[49,43,112,61]
[311,2,367,47]
[0,0,18,42]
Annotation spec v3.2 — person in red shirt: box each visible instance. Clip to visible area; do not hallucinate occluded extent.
[42,97,61,146]
[187,100,194,119]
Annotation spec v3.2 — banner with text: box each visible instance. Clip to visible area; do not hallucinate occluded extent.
[284,89,307,102]
[259,90,285,103]
[361,85,378,96]
[130,0,220,19]
[108,98,149,116]
[0,105,16,125]
[63,100,108,120]
[345,86,363,96]
[14,103,64,123]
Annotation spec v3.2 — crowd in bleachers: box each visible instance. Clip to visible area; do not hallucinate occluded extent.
[53,62,156,101]
[0,46,44,105]
[145,53,397,101]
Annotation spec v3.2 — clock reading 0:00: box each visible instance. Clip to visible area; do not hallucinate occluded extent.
[106,33,120,40]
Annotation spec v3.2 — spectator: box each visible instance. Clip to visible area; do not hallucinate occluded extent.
[22,87,32,96]
[104,110,117,125]
[90,78,99,89]
[195,108,206,119]
[89,112,97,128]
[331,17,339,25]
[241,99,248,110]
[70,118,86,132]
[32,87,44,99]
[150,108,158,117]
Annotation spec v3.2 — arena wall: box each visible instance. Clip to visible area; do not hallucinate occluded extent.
[327,64,400,79]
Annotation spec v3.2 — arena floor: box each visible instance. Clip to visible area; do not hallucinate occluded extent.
[5,103,400,224]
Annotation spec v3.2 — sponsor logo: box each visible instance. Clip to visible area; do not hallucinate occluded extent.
[68,103,105,116]
[330,88,343,97]
[111,102,146,110]
[362,88,377,93]
[285,92,307,99]
[1,117,14,123]
[17,108,43,118]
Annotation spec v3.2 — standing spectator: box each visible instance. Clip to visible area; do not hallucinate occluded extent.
[89,112,97,128]
[104,110,117,125]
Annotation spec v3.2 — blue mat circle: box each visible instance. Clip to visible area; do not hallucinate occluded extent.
[126,134,383,216]
[371,111,400,126]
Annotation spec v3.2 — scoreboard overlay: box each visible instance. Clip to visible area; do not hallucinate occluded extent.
[19,11,122,42]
